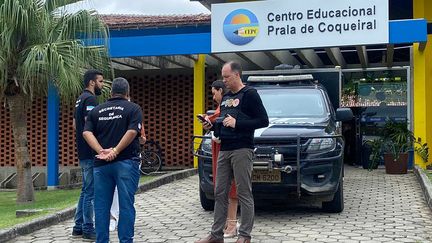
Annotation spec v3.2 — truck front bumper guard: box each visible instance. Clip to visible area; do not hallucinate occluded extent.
[192,134,344,198]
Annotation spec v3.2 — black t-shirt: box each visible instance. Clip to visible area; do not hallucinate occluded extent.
[84,97,143,167]
[220,87,269,151]
[74,90,98,160]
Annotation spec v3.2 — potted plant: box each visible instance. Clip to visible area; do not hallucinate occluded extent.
[367,120,429,174]
[382,120,414,174]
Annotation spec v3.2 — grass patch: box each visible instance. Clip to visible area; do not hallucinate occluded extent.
[0,189,80,229]
[426,170,432,182]
[139,175,156,184]
[0,175,157,230]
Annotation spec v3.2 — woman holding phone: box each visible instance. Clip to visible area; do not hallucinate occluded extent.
[198,80,239,238]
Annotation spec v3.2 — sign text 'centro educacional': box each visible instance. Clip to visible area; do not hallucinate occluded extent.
[211,0,389,53]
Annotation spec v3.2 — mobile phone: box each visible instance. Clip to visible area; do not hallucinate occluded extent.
[197,114,207,123]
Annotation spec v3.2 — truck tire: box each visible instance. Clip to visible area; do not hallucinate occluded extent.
[322,178,344,213]
[199,186,214,211]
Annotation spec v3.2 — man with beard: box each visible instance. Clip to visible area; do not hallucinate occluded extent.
[72,70,104,240]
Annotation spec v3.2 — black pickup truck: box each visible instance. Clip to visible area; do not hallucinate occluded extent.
[194,75,353,213]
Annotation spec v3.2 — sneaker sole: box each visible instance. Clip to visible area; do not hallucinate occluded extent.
[82,238,96,242]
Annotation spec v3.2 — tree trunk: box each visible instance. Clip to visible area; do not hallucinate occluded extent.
[7,94,35,204]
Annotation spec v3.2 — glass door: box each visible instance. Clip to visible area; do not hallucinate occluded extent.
[340,67,410,168]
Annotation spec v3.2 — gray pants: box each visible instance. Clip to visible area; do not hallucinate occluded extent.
[211,148,254,239]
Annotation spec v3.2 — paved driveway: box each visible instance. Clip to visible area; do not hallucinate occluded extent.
[10,166,432,242]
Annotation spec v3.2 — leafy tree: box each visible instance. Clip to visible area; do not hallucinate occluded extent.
[0,0,111,203]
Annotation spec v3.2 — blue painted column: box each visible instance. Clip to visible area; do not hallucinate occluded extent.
[47,82,59,189]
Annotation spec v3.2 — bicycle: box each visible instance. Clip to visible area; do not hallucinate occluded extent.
[139,140,163,175]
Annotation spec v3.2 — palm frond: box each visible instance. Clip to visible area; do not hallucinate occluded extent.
[0,0,29,31]
[54,9,108,42]
[18,39,109,101]
[0,0,111,103]
[45,0,83,13]
[0,0,45,86]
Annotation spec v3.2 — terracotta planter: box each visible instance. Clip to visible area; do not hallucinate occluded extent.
[384,153,408,174]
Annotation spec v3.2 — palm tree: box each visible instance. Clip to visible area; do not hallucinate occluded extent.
[0,0,111,204]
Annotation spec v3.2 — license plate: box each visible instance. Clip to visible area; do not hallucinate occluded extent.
[252,170,281,183]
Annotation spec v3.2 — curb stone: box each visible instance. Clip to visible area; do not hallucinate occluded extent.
[136,168,197,193]
[0,168,197,243]
[414,165,432,211]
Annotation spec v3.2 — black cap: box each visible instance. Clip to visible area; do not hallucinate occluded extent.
[111,77,129,95]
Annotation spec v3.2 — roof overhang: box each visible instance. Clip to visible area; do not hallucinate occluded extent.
[105,18,426,71]
[190,0,220,10]
[107,19,426,58]
[190,0,260,10]
[100,2,426,72]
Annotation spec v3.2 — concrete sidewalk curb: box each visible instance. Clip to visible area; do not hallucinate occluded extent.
[414,165,432,211]
[136,168,197,194]
[0,168,197,243]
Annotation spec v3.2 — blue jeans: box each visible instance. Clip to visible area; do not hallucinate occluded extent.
[73,159,95,234]
[94,159,140,243]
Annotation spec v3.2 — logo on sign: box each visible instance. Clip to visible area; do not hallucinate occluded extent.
[223,9,259,45]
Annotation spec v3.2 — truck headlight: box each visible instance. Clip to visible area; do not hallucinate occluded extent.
[200,136,212,155]
[307,138,335,152]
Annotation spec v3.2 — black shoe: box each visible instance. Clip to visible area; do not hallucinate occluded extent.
[72,229,82,237]
[82,232,96,241]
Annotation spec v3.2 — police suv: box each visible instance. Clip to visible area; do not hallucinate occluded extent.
[195,74,353,213]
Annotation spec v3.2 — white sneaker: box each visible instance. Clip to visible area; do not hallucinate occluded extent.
[109,219,117,231]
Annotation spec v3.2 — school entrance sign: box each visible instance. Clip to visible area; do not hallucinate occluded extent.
[211,0,389,53]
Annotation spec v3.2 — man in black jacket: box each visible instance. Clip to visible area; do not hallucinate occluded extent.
[196,61,269,243]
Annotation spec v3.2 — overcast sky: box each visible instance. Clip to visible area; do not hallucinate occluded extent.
[67,0,210,15]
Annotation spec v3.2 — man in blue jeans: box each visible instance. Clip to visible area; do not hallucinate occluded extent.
[83,77,143,243]
[72,70,104,240]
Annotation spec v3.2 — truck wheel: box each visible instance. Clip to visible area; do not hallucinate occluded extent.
[322,178,344,213]
[199,186,214,211]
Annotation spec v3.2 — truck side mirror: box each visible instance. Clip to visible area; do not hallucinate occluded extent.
[336,108,353,122]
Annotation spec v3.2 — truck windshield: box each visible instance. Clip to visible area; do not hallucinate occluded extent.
[258,88,328,118]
